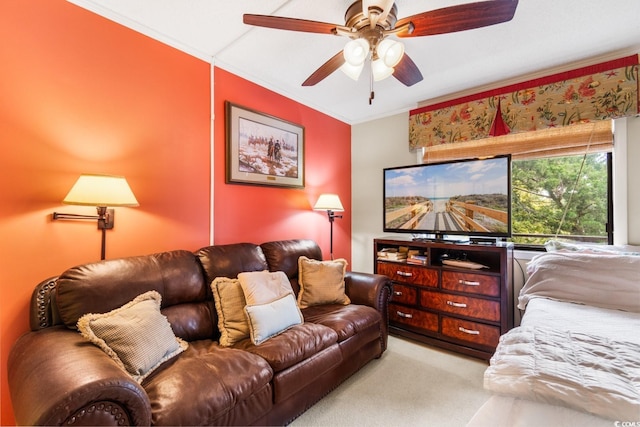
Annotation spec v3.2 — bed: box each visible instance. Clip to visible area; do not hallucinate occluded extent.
[467,243,640,427]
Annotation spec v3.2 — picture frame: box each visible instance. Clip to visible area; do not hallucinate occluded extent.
[226,101,305,188]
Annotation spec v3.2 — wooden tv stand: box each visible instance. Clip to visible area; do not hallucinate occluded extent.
[374,238,514,360]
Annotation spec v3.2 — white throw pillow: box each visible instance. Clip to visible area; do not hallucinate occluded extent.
[244,293,303,345]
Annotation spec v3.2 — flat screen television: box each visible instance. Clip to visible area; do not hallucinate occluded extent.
[383,155,511,240]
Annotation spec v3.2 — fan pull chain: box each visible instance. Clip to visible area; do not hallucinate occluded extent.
[369,64,375,105]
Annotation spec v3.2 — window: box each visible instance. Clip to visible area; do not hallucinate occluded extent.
[511,152,612,247]
[421,120,615,248]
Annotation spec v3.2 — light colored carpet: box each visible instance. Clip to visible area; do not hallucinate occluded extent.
[291,335,491,427]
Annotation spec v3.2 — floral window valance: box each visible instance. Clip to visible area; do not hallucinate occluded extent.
[409,55,639,150]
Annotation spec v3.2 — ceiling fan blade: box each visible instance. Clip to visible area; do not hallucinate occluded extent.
[243,14,339,34]
[302,51,346,86]
[393,53,423,87]
[395,0,518,37]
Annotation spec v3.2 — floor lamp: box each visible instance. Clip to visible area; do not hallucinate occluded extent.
[52,174,139,260]
[314,194,344,260]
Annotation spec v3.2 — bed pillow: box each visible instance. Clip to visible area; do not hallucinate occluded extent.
[244,293,303,345]
[211,277,249,346]
[519,251,640,313]
[297,256,350,309]
[77,290,188,383]
[544,239,640,255]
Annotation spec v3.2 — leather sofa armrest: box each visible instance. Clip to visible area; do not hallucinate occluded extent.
[9,326,152,426]
[344,271,392,349]
[345,271,391,311]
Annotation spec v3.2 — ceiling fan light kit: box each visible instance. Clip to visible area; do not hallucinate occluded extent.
[376,38,404,68]
[343,38,370,66]
[341,61,365,80]
[372,58,394,81]
[243,0,519,101]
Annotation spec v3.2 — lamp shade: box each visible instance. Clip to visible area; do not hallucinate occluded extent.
[63,174,139,207]
[376,38,404,68]
[343,39,369,66]
[371,58,394,81]
[340,61,365,81]
[313,194,344,212]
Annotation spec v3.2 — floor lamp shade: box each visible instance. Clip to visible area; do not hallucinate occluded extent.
[313,194,344,212]
[314,194,344,259]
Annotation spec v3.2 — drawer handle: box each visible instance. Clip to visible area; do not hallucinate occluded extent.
[459,326,480,335]
[393,291,403,296]
[397,311,413,319]
[397,271,413,277]
[459,280,480,286]
[447,301,467,308]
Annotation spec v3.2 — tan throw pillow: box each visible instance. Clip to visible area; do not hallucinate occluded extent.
[297,256,351,309]
[77,290,187,383]
[244,293,303,345]
[237,270,295,305]
[211,277,250,346]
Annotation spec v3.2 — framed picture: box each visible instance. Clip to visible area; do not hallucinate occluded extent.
[226,101,305,188]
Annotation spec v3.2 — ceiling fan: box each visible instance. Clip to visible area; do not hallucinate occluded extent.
[243,0,519,93]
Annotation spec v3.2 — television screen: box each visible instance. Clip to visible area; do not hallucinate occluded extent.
[383,155,511,239]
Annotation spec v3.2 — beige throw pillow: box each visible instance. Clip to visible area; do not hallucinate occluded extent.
[237,270,294,305]
[211,277,250,346]
[77,290,188,383]
[297,256,350,309]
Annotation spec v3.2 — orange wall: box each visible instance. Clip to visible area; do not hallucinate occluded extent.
[0,1,210,424]
[1,1,352,425]
[213,68,352,258]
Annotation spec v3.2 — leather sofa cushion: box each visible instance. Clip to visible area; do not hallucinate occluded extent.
[161,301,217,342]
[302,304,381,342]
[143,340,273,426]
[196,243,269,284]
[56,251,211,338]
[272,344,343,403]
[260,239,323,295]
[234,323,338,372]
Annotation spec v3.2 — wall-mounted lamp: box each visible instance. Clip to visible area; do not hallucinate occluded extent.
[313,193,344,260]
[52,174,139,260]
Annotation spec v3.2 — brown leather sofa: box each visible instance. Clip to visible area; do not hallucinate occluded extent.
[8,239,391,426]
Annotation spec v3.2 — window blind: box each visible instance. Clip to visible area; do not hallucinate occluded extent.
[422,120,612,163]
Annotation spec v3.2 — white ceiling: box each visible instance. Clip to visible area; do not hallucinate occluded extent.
[69,0,640,124]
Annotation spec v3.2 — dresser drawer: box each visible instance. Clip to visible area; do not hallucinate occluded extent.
[377,262,438,287]
[391,284,417,305]
[389,304,438,333]
[442,271,500,297]
[441,316,500,348]
[420,290,500,322]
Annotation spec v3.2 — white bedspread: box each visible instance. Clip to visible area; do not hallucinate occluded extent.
[484,325,640,421]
